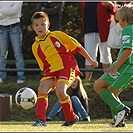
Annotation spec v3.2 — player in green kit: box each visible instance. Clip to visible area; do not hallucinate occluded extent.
[93,4,133,127]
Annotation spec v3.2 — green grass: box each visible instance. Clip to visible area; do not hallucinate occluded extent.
[0,119,133,132]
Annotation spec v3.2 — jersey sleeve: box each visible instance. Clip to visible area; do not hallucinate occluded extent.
[122,26,133,50]
[59,31,82,54]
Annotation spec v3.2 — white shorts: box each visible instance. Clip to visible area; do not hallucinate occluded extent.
[84,33,112,65]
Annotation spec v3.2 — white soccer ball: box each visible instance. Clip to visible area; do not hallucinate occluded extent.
[15,87,37,110]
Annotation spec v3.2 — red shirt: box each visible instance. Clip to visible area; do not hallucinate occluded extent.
[79,2,118,42]
[97,2,118,42]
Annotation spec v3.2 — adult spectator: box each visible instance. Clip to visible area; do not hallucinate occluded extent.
[36,2,65,31]
[46,76,90,122]
[0,1,25,84]
[80,2,118,81]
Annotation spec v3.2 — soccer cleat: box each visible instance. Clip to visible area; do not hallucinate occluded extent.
[32,119,47,126]
[61,115,79,126]
[108,121,127,128]
[114,106,131,127]
[117,121,127,127]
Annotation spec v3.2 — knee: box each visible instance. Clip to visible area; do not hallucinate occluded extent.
[71,96,81,104]
[38,83,47,94]
[55,89,67,100]
[71,95,79,101]
[55,89,61,97]
[93,81,99,93]
[93,82,96,90]
[93,81,106,94]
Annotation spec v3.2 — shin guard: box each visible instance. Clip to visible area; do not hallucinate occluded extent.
[36,94,48,122]
[60,96,76,122]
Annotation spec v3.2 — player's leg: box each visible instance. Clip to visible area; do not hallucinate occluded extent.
[55,68,79,126]
[108,87,126,126]
[94,78,127,125]
[94,64,132,127]
[56,81,79,126]
[33,78,55,126]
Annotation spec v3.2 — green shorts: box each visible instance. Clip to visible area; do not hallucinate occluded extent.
[102,63,133,90]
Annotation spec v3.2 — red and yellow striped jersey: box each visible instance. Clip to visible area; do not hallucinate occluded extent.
[32,30,82,74]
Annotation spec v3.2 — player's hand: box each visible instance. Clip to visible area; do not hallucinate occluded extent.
[90,60,98,68]
[104,66,118,74]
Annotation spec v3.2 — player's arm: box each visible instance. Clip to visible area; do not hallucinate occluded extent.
[78,46,98,68]
[115,48,132,68]
[104,48,132,73]
[60,32,98,67]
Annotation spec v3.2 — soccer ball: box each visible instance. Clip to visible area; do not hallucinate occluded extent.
[15,87,37,110]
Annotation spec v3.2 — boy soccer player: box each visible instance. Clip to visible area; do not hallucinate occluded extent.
[31,11,98,126]
[94,5,133,127]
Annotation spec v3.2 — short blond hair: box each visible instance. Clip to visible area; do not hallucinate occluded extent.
[116,5,133,24]
[31,11,49,24]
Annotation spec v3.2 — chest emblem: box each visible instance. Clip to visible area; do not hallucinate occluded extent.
[54,41,61,48]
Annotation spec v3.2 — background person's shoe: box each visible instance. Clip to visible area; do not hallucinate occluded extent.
[17,80,25,84]
[114,106,131,127]
[61,115,79,126]
[32,119,47,126]
[83,116,91,122]
[46,117,52,121]
[0,78,4,83]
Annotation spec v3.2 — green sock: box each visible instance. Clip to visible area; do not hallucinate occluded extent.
[99,89,125,114]
[111,96,121,121]
[111,108,117,121]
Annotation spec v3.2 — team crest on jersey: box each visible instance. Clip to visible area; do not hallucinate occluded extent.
[109,71,120,79]
[54,41,61,48]
[122,35,130,44]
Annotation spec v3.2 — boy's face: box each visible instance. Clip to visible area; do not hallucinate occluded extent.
[32,17,50,38]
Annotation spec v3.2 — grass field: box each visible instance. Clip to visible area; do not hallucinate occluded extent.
[0,74,133,132]
[0,119,133,132]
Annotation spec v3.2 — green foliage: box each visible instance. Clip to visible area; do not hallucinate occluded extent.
[62,2,82,42]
